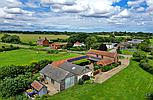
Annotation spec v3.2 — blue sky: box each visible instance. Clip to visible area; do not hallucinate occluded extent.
[0,0,153,32]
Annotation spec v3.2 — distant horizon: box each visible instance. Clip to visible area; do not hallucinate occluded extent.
[0,30,152,33]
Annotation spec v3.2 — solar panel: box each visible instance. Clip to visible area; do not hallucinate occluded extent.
[67,56,88,62]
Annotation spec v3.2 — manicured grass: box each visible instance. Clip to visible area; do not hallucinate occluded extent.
[121,49,136,55]
[0,49,79,66]
[0,33,69,43]
[48,60,153,100]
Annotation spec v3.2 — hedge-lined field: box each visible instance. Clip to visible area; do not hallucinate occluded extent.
[48,61,153,100]
[0,33,69,43]
[0,42,10,49]
[0,49,79,66]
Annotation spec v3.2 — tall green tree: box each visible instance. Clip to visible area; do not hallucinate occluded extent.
[85,36,97,49]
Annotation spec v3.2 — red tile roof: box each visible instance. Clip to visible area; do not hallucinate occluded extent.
[87,49,118,58]
[50,43,66,46]
[51,56,83,67]
[74,41,81,45]
[31,80,44,91]
[97,58,114,66]
[51,59,68,67]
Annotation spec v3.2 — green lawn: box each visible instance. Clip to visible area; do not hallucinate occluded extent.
[121,49,136,55]
[0,49,79,66]
[0,33,69,43]
[48,60,153,100]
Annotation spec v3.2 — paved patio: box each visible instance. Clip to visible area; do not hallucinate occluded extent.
[43,83,59,96]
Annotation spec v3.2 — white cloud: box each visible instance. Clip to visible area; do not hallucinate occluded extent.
[6,0,22,7]
[127,0,145,6]
[136,7,145,12]
[0,8,15,19]
[146,0,153,12]
[41,0,75,5]
[113,9,130,18]
[41,0,121,17]
[4,7,33,15]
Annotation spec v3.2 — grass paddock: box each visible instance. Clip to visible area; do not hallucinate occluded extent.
[0,49,79,66]
[48,61,153,100]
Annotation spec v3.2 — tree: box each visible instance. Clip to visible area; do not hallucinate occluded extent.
[85,36,97,49]
[116,46,121,54]
[1,34,21,44]
[137,42,151,52]
[67,33,89,47]
[98,44,107,51]
[133,50,147,62]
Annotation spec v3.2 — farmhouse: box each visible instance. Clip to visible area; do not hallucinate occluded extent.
[104,43,117,49]
[127,39,143,44]
[40,61,92,91]
[73,41,85,47]
[87,49,118,66]
[118,39,143,50]
[50,43,66,49]
[37,37,49,46]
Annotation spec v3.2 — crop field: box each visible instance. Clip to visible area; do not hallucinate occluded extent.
[48,61,153,100]
[0,49,79,66]
[0,33,69,43]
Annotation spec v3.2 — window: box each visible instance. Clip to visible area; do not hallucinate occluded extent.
[65,76,75,89]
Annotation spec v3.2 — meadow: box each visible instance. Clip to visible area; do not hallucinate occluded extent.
[48,61,153,100]
[0,33,69,43]
[0,49,79,66]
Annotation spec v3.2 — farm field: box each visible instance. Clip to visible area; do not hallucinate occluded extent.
[0,33,69,43]
[48,61,153,100]
[0,49,79,66]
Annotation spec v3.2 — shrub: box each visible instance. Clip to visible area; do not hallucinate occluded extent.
[84,80,93,84]
[47,50,59,54]
[145,93,153,100]
[133,51,147,62]
[139,61,153,74]
[82,75,90,81]
[94,65,100,71]
[0,60,52,98]
[0,60,52,79]
[78,78,84,85]
[75,60,90,66]
[148,56,153,60]
[101,66,113,72]
[112,63,118,67]
[0,46,19,52]
[1,34,21,44]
